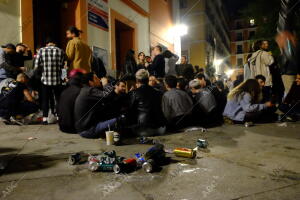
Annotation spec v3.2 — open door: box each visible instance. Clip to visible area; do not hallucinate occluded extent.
[110,9,137,78]
[33,0,78,49]
[115,20,135,77]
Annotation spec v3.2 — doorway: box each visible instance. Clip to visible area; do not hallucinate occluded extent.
[110,9,137,78]
[115,20,135,77]
[33,0,78,50]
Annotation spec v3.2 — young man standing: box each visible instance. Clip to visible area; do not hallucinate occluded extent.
[150,46,165,78]
[66,26,92,73]
[249,40,274,87]
[34,38,65,124]
[176,56,194,80]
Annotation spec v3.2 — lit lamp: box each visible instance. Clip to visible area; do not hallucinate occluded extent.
[214,59,223,75]
[225,69,234,77]
[168,24,188,63]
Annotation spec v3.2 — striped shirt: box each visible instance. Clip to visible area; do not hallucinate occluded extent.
[34,46,65,86]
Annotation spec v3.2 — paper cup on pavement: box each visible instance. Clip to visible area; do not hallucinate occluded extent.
[105,131,114,145]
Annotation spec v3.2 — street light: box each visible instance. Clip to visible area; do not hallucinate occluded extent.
[225,69,234,77]
[168,24,188,37]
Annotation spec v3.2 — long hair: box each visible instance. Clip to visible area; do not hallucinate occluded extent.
[228,79,262,103]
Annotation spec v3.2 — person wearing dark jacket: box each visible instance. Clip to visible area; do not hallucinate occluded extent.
[57,73,83,133]
[150,46,165,78]
[124,49,138,78]
[91,55,106,78]
[128,69,166,136]
[176,56,194,80]
[0,43,20,81]
[14,43,32,69]
[74,73,120,138]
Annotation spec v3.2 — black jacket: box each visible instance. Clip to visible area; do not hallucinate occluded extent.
[176,64,194,80]
[125,58,138,78]
[128,84,166,128]
[57,78,82,133]
[150,54,165,78]
[74,84,114,132]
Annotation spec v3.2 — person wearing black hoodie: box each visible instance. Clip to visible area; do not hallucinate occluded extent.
[57,73,83,133]
[74,73,121,138]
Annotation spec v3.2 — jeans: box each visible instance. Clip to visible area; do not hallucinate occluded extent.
[79,118,118,139]
[41,84,61,117]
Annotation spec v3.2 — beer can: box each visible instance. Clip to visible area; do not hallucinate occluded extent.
[197,139,208,148]
[113,158,137,174]
[88,161,100,172]
[68,153,81,165]
[173,148,196,158]
[142,159,156,173]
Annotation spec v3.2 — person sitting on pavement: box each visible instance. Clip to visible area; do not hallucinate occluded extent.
[195,73,227,122]
[223,79,275,123]
[255,74,272,103]
[0,43,20,81]
[177,77,189,91]
[14,43,32,71]
[189,79,217,125]
[57,72,84,133]
[0,73,38,124]
[128,69,166,136]
[74,73,124,139]
[162,75,193,131]
[148,75,165,93]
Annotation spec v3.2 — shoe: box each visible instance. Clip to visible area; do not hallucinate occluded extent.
[42,121,48,125]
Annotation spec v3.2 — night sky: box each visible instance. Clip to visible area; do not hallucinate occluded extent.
[223,0,251,17]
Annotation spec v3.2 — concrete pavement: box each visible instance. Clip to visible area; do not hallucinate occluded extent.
[0,122,299,200]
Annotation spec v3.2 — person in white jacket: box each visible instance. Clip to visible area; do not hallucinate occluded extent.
[249,40,274,86]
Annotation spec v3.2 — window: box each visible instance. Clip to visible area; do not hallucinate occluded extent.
[237,58,243,66]
[249,31,255,39]
[250,19,255,26]
[179,0,187,9]
[236,45,243,54]
[236,32,243,41]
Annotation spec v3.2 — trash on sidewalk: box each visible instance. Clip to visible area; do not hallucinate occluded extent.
[27,136,37,140]
[173,148,196,158]
[113,158,137,174]
[68,153,82,165]
[142,159,157,173]
[184,127,207,133]
[88,150,124,172]
[244,122,254,127]
[138,136,159,144]
[277,122,288,127]
[197,139,208,149]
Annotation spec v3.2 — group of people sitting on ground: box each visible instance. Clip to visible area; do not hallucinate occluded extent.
[0,26,299,140]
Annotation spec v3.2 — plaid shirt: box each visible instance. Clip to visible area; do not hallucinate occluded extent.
[34,46,65,86]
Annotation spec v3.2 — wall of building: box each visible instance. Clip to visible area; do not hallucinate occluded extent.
[0,0,21,45]
[87,0,150,76]
[149,0,174,51]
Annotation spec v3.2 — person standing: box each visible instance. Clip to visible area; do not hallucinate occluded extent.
[163,50,179,76]
[34,38,65,124]
[137,52,147,70]
[249,40,274,87]
[176,56,194,80]
[150,46,165,78]
[66,26,92,72]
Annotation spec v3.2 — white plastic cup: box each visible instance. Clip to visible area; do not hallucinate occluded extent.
[105,131,114,145]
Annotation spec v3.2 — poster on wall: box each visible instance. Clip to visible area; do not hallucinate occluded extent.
[88,0,109,31]
[92,46,108,72]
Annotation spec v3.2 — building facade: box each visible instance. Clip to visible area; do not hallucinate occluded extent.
[230,18,257,68]
[0,0,178,77]
[179,0,230,75]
